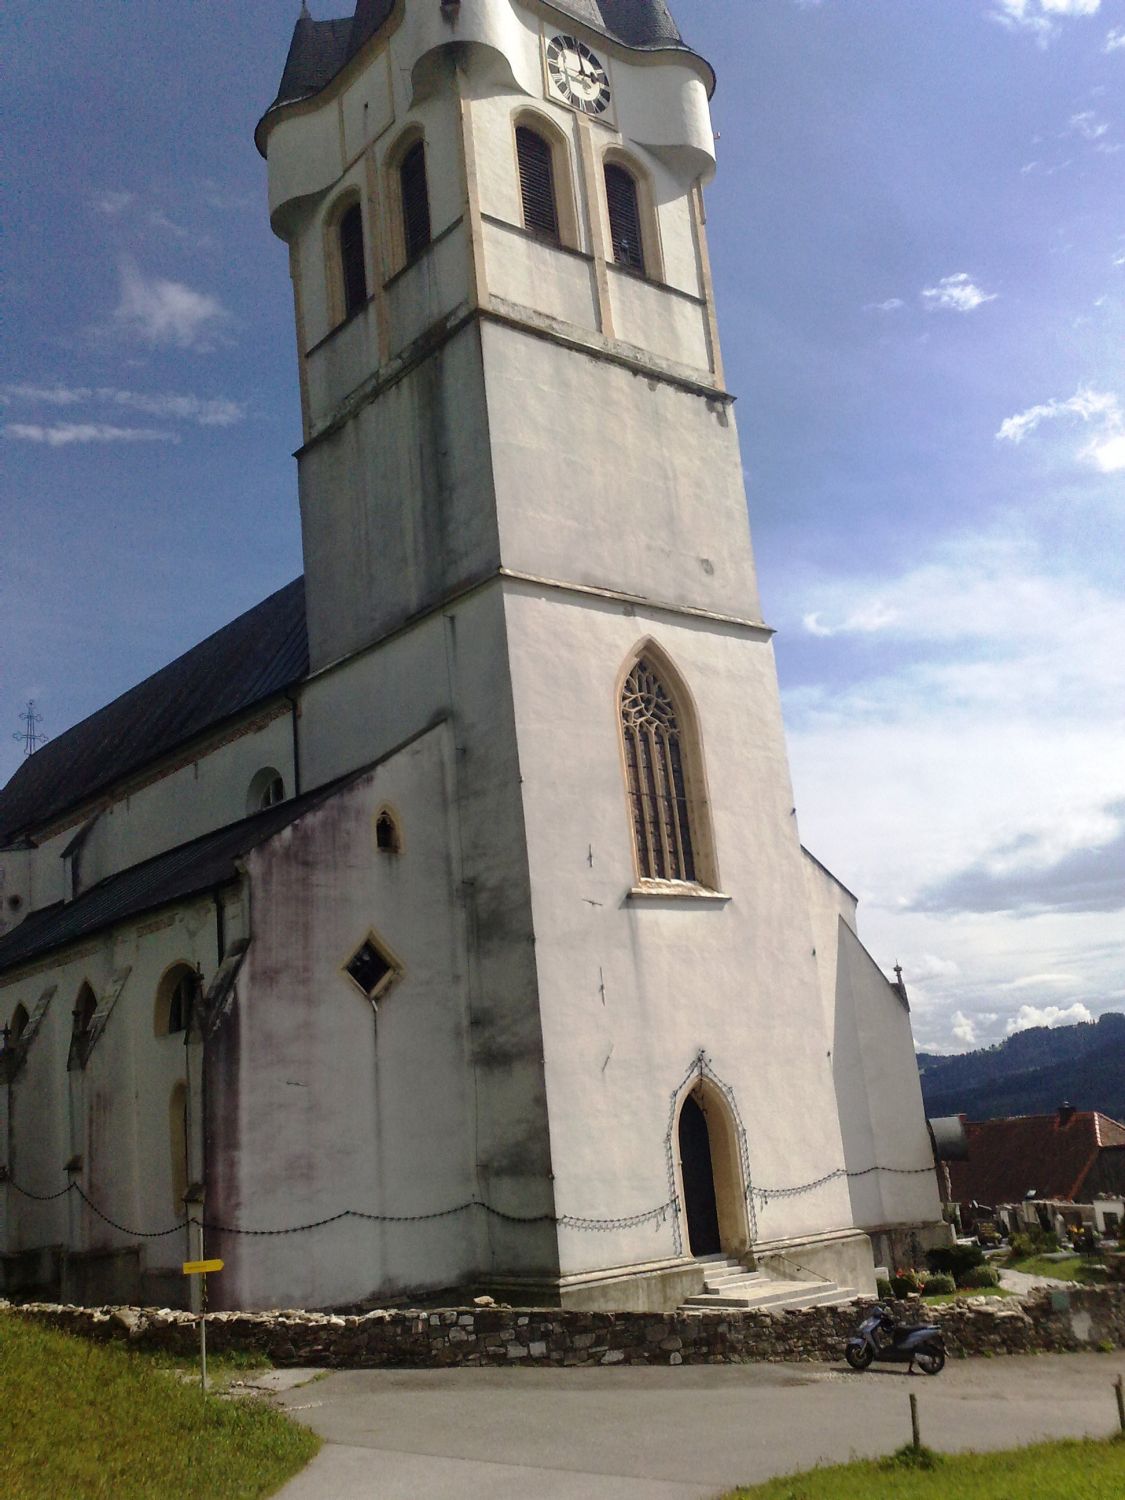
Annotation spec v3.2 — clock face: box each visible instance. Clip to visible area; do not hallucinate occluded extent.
[545,34,611,116]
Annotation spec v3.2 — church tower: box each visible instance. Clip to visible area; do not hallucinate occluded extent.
[251,0,914,1308]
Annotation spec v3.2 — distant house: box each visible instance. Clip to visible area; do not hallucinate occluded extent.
[946,1106,1125,1235]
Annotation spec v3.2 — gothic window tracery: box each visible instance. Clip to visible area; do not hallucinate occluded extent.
[620,658,700,884]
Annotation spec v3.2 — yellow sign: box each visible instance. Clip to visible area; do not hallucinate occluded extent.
[182,1258,224,1276]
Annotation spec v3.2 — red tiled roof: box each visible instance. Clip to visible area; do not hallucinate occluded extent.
[946,1111,1125,1207]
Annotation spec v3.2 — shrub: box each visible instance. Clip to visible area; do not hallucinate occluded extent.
[876,1277,894,1300]
[922,1272,956,1296]
[959,1264,1000,1289]
[926,1244,984,1280]
[1008,1227,1059,1260]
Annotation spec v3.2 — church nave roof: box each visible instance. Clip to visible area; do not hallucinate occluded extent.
[0,579,308,847]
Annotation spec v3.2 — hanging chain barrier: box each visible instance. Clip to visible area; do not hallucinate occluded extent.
[6,1175,676,1240]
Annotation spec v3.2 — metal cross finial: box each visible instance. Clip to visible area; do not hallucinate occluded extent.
[13,700,48,757]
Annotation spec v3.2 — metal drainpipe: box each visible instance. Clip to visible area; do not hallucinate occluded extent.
[284,692,302,797]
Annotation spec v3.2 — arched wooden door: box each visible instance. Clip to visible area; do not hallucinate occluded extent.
[678,1093,722,1256]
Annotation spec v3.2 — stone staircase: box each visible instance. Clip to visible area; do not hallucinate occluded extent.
[680,1254,857,1311]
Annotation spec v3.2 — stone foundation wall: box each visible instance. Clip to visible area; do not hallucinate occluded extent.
[5,1287,1123,1368]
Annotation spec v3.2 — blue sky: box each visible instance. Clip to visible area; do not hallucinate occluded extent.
[2,0,1122,1051]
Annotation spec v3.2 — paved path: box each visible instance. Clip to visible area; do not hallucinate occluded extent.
[273,1351,1125,1499]
[997,1266,1072,1294]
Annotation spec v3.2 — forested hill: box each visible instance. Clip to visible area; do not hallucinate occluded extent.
[918,1012,1125,1124]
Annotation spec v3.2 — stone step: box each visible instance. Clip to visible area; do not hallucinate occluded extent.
[683,1279,857,1312]
[703,1267,763,1287]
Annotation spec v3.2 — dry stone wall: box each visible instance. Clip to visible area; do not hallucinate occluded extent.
[5,1287,1123,1368]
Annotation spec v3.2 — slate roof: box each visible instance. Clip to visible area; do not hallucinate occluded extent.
[0,579,308,847]
[0,784,338,978]
[946,1111,1125,1206]
[266,0,693,118]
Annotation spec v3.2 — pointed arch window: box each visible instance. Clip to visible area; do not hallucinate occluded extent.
[605,162,645,273]
[399,140,432,261]
[339,202,368,319]
[621,656,711,886]
[516,125,560,243]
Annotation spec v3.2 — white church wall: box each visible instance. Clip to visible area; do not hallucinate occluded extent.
[0,848,32,941]
[607,262,710,371]
[482,321,761,621]
[803,853,942,1234]
[0,896,217,1300]
[16,710,295,905]
[298,322,500,670]
[295,584,557,1287]
[501,583,857,1277]
[481,217,600,331]
[204,727,491,1311]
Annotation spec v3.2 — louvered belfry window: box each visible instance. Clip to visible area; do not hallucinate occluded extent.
[399,141,432,260]
[621,660,698,883]
[516,126,560,242]
[605,163,645,273]
[339,203,368,318]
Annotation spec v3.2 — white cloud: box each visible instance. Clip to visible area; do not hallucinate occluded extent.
[1068,110,1109,140]
[783,531,1125,1051]
[1105,25,1125,50]
[950,1010,978,1045]
[2,383,245,428]
[93,190,136,216]
[803,601,897,638]
[866,298,906,312]
[111,259,231,352]
[1006,1002,1093,1033]
[5,423,179,447]
[991,0,1101,46]
[1000,972,1082,990]
[997,385,1124,473]
[1084,432,1125,471]
[921,273,998,313]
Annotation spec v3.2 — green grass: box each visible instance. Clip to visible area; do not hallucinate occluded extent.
[0,1314,320,1499]
[722,1435,1125,1499]
[1009,1254,1109,1284]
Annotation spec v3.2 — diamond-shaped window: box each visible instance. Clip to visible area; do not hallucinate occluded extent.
[345,935,399,1002]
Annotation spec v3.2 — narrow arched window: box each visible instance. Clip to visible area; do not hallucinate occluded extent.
[605,163,645,274]
[516,126,560,242]
[69,982,98,1070]
[375,809,401,853]
[399,141,432,260]
[247,767,285,814]
[621,659,698,884]
[155,964,200,1038]
[9,1004,29,1045]
[339,202,368,318]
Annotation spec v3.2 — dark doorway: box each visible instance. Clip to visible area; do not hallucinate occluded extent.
[679,1093,721,1256]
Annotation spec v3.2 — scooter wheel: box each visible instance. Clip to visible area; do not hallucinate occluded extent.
[845,1344,873,1371]
[915,1346,945,1376]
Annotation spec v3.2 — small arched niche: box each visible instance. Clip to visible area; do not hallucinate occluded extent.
[68,981,98,1071]
[8,1003,29,1047]
[374,805,402,855]
[674,1076,751,1259]
[155,964,200,1039]
[247,767,285,815]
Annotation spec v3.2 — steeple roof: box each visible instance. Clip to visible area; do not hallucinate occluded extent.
[267,1,694,116]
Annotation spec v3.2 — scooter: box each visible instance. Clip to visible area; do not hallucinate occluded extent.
[845,1304,945,1375]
